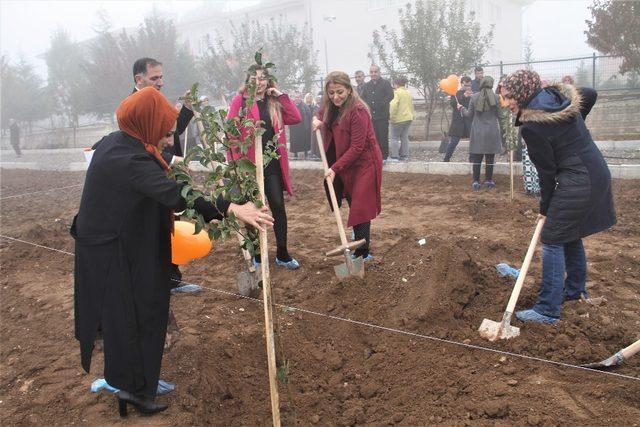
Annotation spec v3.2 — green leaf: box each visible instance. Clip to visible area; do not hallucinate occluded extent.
[254,50,262,65]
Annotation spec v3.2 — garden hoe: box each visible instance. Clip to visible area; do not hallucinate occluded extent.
[315,129,365,280]
[479,216,545,341]
[581,339,640,370]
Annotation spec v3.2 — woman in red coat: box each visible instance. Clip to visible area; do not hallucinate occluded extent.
[227,65,302,269]
[313,71,383,260]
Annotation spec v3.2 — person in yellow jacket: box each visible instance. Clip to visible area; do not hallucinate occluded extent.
[389,75,414,162]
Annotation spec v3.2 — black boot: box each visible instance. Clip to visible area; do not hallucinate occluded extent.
[117,390,168,417]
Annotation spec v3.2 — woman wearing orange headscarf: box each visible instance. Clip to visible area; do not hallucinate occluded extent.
[72,87,272,417]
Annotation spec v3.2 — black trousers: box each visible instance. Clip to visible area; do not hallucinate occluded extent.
[469,153,495,182]
[372,118,389,160]
[345,195,371,258]
[258,160,290,261]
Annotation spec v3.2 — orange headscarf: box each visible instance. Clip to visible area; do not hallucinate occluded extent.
[115,87,179,171]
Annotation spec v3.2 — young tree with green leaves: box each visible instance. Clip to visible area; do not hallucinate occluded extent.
[585,0,640,74]
[372,0,493,140]
[198,16,318,100]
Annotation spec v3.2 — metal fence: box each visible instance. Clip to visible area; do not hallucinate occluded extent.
[301,54,639,98]
[484,54,639,92]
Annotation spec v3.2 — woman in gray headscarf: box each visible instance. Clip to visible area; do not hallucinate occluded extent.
[458,76,502,190]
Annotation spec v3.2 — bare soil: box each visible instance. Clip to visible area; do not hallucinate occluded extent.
[1,168,639,426]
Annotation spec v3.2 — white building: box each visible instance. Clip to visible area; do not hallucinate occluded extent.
[178,0,532,77]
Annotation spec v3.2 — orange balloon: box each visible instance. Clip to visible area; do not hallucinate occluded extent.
[171,220,213,265]
[439,74,460,96]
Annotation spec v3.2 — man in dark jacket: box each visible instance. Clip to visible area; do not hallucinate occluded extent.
[9,119,21,157]
[361,64,394,160]
[502,69,616,324]
[443,76,473,161]
[130,57,195,289]
[132,57,193,165]
[471,66,484,93]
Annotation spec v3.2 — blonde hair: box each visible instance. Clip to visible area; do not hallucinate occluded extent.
[304,92,315,106]
[322,71,370,124]
[238,65,283,128]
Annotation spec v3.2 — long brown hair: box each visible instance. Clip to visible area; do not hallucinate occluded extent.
[322,71,370,125]
[238,65,283,129]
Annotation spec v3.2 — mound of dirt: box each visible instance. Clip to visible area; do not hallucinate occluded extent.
[1,169,639,425]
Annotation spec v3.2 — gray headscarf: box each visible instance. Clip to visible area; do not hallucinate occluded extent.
[475,76,496,112]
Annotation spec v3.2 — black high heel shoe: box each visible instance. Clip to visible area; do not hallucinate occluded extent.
[117,390,168,417]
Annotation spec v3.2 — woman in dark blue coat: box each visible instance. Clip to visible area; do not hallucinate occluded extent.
[501,70,616,324]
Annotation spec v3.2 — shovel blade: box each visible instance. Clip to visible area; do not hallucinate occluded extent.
[237,270,261,297]
[478,318,520,341]
[333,256,365,280]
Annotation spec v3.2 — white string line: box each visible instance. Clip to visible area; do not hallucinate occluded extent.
[0,184,83,200]
[1,233,638,383]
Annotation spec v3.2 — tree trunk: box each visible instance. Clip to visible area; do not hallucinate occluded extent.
[423,86,437,142]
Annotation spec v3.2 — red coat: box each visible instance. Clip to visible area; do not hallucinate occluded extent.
[227,93,301,195]
[319,103,383,227]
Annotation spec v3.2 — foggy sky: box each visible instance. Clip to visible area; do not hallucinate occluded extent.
[1,0,596,77]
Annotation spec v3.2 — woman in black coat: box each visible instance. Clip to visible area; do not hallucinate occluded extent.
[72,87,272,416]
[501,70,616,324]
[289,92,312,159]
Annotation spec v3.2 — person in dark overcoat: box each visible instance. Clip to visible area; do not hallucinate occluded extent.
[72,87,272,416]
[361,64,394,160]
[443,76,473,162]
[289,92,312,159]
[9,119,22,157]
[313,71,383,260]
[501,69,616,324]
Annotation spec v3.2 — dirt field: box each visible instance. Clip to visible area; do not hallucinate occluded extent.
[1,168,639,426]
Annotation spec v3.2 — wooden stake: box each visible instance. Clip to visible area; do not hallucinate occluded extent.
[254,135,281,427]
[509,148,514,202]
[194,107,280,425]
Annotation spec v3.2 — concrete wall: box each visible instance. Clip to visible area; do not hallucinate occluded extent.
[410,89,640,141]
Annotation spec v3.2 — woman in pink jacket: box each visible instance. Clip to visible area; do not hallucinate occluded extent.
[227,65,302,269]
[312,71,383,260]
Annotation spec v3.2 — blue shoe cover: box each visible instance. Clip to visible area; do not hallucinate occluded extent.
[171,284,203,295]
[91,378,175,395]
[496,263,520,279]
[275,257,300,270]
[515,309,558,325]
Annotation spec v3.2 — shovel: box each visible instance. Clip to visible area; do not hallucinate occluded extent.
[479,216,545,341]
[236,230,262,297]
[581,339,640,370]
[315,129,365,280]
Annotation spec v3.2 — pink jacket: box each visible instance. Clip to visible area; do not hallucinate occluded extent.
[227,93,301,196]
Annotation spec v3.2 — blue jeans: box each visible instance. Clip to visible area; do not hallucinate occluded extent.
[533,239,587,318]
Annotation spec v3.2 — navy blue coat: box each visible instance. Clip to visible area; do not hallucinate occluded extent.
[517,84,616,244]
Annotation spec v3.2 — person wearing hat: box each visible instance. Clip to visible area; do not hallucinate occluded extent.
[500,69,616,324]
[72,87,272,416]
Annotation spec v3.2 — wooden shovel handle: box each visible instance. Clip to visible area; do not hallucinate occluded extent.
[504,217,546,314]
[621,339,640,360]
[316,129,350,248]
